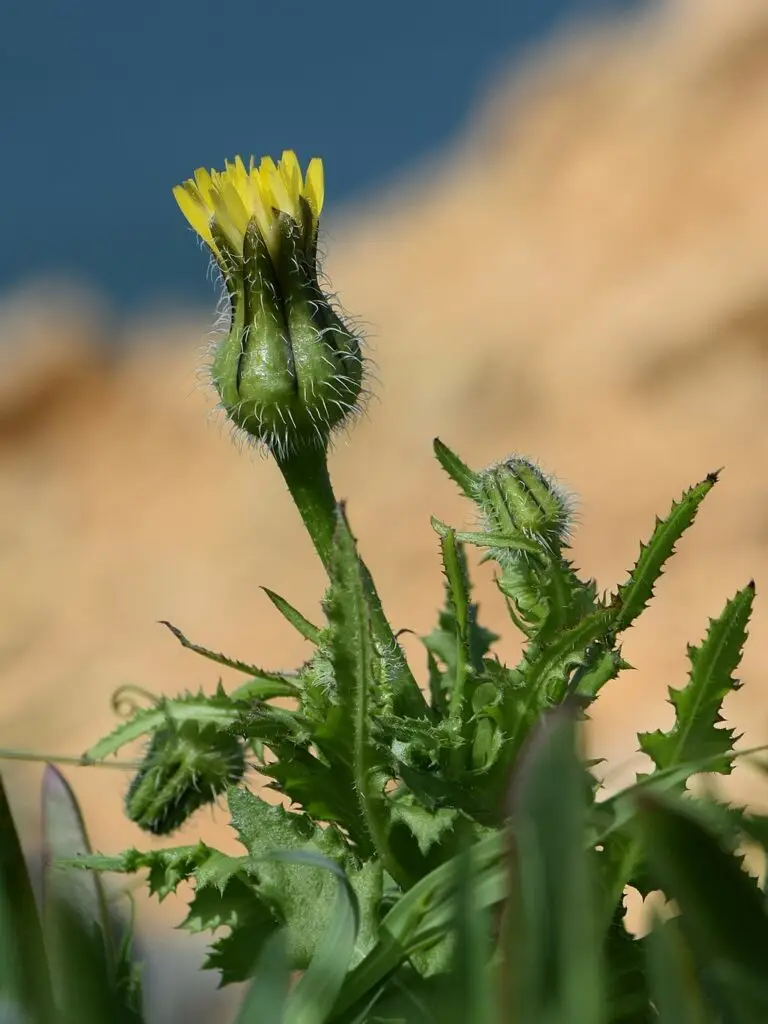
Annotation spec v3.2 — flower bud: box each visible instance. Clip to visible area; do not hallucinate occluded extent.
[476,456,575,555]
[125,719,245,835]
[174,152,363,454]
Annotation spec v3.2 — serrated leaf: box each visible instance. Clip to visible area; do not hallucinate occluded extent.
[500,608,613,761]
[204,899,282,985]
[260,742,370,851]
[229,676,300,701]
[390,796,459,858]
[430,517,539,556]
[570,647,625,700]
[193,851,249,893]
[261,587,322,644]
[638,584,753,776]
[611,474,718,633]
[227,786,378,969]
[84,694,241,760]
[324,505,405,885]
[182,874,263,934]
[423,536,498,722]
[69,844,209,899]
[440,528,470,720]
[433,438,477,500]
[441,528,470,645]
[160,620,290,679]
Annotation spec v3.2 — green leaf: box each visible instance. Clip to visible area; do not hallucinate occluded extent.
[234,929,291,1023]
[637,793,768,1017]
[42,899,146,1024]
[282,850,360,1024]
[204,898,283,985]
[0,771,54,1023]
[645,916,713,1024]
[227,786,380,969]
[229,675,301,701]
[262,587,322,644]
[333,831,506,1018]
[70,844,209,898]
[603,905,653,1024]
[42,765,145,1022]
[440,528,470,720]
[84,692,241,761]
[390,795,459,858]
[638,583,753,776]
[324,505,409,888]
[182,873,261,934]
[160,620,291,679]
[449,841,495,1024]
[260,741,370,851]
[41,764,113,965]
[433,438,478,500]
[430,517,540,556]
[423,535,498,722]
[506,704,604,1024]
[610,474,718,634]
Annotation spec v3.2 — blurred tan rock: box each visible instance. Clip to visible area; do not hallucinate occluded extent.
[1,0,768,1012]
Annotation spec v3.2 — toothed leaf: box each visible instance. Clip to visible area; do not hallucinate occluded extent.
[639,584,753,776]
[433,438,478,500]
[160,620,290,679]
[227,786,380,969]
[84,693,241,761]
[611,474,718,634]
[261,587,322,644]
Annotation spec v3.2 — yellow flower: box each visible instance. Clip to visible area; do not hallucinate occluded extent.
[173,151,325,264]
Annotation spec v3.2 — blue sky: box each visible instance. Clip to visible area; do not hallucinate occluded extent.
[0,0,643,307]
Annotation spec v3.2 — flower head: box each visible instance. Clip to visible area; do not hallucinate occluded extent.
[173,151,363,455]
[173,151,324,265]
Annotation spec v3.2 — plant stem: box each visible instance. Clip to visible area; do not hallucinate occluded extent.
[275,446,426,715]
[274,445,338,566]
[0,750,141,770]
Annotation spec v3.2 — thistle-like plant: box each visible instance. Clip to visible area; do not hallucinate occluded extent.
[0,151,765,1022]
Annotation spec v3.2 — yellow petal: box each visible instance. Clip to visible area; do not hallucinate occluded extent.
[262,161,295,218]
[279,150,301,200]
[173,184,216,250]
[304,158,324,219]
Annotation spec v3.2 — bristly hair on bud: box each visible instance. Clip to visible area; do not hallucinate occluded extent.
[125,719,246,836]
[474,454,578,561]
[173,151,366,457]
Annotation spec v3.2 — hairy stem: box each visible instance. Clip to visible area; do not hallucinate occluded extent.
[275,446,426,715]
[0,750,141,770]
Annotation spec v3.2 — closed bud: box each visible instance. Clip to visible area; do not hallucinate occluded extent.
[476,456,575,555]
[174,152,364,455]
[125,719,245,835]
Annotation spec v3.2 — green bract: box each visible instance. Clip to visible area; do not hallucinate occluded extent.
[211,215,363,454]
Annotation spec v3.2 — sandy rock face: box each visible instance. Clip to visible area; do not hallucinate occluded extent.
[1,0,768,1014]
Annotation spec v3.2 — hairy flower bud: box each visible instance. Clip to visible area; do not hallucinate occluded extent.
[125,719,246,835]
[476,456,575,555]
[174,152,363,454]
